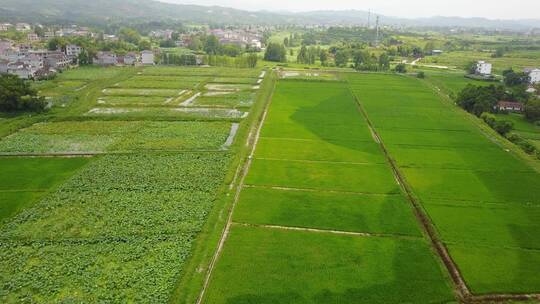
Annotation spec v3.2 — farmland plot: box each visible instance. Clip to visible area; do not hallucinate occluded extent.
[0,153,232,303]
[348,73,540,295]
[0,65,269,303]
[0,121,232,153]
[93,67,261,119]
[203,79,454,303]
[0,157,89,222]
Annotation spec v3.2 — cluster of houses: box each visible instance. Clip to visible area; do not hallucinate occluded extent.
[493,66,540,113]
[1,23,95,42]
[173,28,264,50]
[0,39,156,79]
[0,23,31,32]
[207,29,263,49]
[473,61,540,87]
[94,50,155,66]
[0,41,72,79]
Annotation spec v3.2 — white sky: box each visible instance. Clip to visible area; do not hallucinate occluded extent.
[160,0,540,20]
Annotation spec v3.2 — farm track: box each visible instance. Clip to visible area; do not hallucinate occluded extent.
[253,157,387,165]
[231,222,423,241]
[195,72,277,304]
[242,184,402,196]
[0,150,230,157]
[349,84,540,303]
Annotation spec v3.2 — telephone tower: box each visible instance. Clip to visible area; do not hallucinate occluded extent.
[367,10,371,28]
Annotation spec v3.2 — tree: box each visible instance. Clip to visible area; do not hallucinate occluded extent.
[378,53,390,70]
[394,63,407,73]
[494,120,514,135]
[138,40,152,51]
[246,53,258,68]
[77,49,92,65]
[204,35,221,55]
[524,99,540,122]
[334,50,349,67]
[319,50,328,66]
[188,37,203,51]
[221,44,242,57]
[417,71,425,79]
[0,75,46,112]
[159,40,176,48]
[492,48,505,58]
[297,45,308,64]
[47,37,66,51]
[465,61,477,74]
[503,68,530,86]
[481,113,514,135]
[456,85,505,116]
[283,37,289,47]
[264,43,286,62]
[118,27,141,44]
[424,41,436,54]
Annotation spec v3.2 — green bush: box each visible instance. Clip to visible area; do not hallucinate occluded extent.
[0,74,46,112]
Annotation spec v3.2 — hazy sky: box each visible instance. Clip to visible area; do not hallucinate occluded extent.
[160,0,540,19]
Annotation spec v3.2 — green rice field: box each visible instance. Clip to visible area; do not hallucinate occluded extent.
[202,79,455,303]
[348,73,540,295]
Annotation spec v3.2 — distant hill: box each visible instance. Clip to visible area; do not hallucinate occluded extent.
[0,0,289,25]
[1,0,539,30]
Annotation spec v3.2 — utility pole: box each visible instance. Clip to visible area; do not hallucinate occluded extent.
[375,15,380,46]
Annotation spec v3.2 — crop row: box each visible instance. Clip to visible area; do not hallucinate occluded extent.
[0,121,232,153]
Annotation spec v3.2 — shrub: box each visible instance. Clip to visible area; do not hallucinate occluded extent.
[0,74,46,112]
[394,64,407,73]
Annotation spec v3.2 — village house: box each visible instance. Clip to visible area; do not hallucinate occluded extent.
[0,23,13,31]
[141,50,155,65]
[103,34,119,42]
[524,68,540,84]
[45,51,71,70]
[65,44,83,58]
[27,33,40,42]
[124,52,138,65]
[0,59,10,73]
[22,53,44,70]
[431,50,444,56]
[0,40,14,53]
[44,31,56,39]
[150,30,174,40]
[476,61,492,75]
[496,101,524,112]
[15,23,31,32]
[17,44,31,55]
[7,61,37,79]
[1,48,24,62]
[95,51,117,66]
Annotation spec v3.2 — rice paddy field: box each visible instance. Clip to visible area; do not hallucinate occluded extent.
[202,79,455,303]
[348,73,540,295]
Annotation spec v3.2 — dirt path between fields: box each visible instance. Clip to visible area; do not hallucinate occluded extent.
[232,222,422,240]
[348,86,540,303]
[243,184,401,197]
[195,74,276,304]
